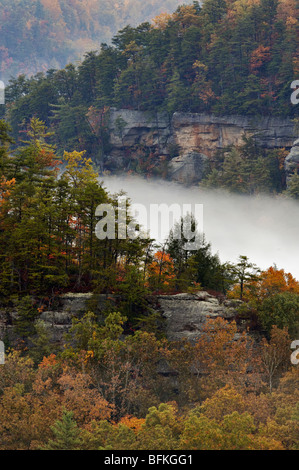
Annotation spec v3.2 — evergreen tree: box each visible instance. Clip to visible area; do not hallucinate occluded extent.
[41,409,81,450]
[28,319,54,365]
[228,256,260,300]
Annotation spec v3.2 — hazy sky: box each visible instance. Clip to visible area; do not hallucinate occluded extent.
[102,175,299,279]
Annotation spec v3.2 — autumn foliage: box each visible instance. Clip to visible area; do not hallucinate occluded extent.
[0,315,298,450]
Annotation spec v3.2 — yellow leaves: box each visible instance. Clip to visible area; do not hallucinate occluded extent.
[198,385,247,421]
[286,15,298,26]
[151,12,173,30]
[180,402,285,450]
[63,150,98,186]
[63,149,87,170]
[230,0,260,18]
[277,0,298,27]
[192,60,208,72]
[173,5,201,28]
[84,350,94,363]
[0,336,297,450]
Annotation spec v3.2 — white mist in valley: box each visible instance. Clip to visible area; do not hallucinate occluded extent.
[101,175,299,280]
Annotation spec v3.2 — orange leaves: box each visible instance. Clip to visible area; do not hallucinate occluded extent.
[57,370,113,426]
[154,250,171,264]
[36,148,62,173]
[192,317,260,397]
[147,250,176,292]
[0,176,15,221]
[229,266,299,302]
[254,266,299,301]
[119,415,145,433]
[0,176,15,204]
[250,45,271,74]
[39,354,58,370]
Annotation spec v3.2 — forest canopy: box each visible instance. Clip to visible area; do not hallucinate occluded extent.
[0,0,184,80]
[2,0,298,163]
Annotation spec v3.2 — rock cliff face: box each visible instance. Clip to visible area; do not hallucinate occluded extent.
[0,291,242,346]
[155,291,242,343]
[0,293,107,345]
[285,138,299,178]
[106,108,296,184]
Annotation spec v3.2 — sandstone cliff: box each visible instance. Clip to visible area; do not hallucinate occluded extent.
[106,108,296,184]
[0,291,243,346]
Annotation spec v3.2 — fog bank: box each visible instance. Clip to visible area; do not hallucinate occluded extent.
[101,175,299,280]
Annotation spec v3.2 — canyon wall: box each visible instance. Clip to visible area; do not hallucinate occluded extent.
[106,108,296,184]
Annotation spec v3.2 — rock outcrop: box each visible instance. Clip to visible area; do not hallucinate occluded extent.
[285,138,299,179]
[168,152,209,185]
[156,291,242,343]
[0,291,242,346]
[106,108,296,185]
[0,293,101,344]
[171,113,295,155]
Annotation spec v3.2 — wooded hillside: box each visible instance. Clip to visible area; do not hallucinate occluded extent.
[0,0,183,80]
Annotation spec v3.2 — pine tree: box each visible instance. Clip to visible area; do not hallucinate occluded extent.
[41,409,81,450]
[228,255,260,300]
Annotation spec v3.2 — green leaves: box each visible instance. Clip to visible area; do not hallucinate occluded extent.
[202,136,283,195]
[258,291,299,335]
[41,409,81,451]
